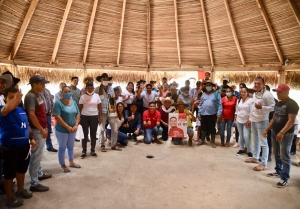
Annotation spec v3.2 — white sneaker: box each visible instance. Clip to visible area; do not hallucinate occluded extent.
[233,142,239,148]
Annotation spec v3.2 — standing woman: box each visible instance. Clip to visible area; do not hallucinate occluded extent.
[122,82,136,109]
[234,87,253,157]
[220,87,237,147]
[53,86,81,172]
[161,82,170,98]
[79,82,102,158]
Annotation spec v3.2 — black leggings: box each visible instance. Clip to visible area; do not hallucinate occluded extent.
[81,115,98,153]
[201,114,217,134]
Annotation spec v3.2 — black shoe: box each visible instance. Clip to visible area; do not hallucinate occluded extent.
[236,150,244,156]
[247,152,253,158]
[75,138,80,142]
[90,152,97,157]
[38,173,52,181]
[267,172,280,178]
[87,138,90,142]
[80,153,86,159]
[290,152,296,155]
[128,134,133,140]
[29,184,49,192]
[0,184,5,194]
[276,180,288,188]
[206,135,210,141]
[132,134,137,141]
[47,147,58,152]
[268,155,272,162]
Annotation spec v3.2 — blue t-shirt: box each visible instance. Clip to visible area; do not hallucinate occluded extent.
[0,106,30,147]
[53,100,79,133]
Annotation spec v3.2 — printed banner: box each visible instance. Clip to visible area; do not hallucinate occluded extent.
[168,113,187,138]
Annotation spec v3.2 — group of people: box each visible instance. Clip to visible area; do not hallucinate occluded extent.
[0,71,299,207]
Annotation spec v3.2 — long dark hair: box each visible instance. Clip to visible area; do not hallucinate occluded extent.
[127,82,135,95]
[116,102,125,120]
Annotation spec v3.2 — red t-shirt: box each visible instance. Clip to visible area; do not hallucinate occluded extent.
[142,110,161,129]
[222,96,237,120]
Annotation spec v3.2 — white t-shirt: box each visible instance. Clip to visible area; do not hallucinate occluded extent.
[0,95,5,106]
[141,91,159,108]
[121,89,135,107]
[235,97,254,123]
[79,93,101,116]
[294,118,299,136]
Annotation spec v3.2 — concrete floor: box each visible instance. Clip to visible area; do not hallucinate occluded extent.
[0,133,300,209]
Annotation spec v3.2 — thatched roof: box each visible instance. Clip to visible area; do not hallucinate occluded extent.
[0,0,300,71]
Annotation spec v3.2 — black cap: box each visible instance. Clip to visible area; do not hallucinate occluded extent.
[86,81,94,88]
[28,75,49,85]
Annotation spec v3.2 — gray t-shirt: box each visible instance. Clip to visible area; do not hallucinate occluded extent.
[69,85,80,106]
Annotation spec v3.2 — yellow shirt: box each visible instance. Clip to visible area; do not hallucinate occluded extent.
[175,109,193,127]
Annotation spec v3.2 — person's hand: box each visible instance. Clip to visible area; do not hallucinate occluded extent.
[30,139,36,149]
[124,123,129,128]
[15,90,23,102]
[276,132,284,142]
[98,118,102,124]
[255,102,262,109]
[41,129,48,138]
[198,116,201,121]
[233,120,237,126]
[72,125,78,132]
[245,120,251,128]
[66,126,73,133]
[217,116,223,122]
[147,121,151,126]
[263,130,268,138]
[134,129,139,135]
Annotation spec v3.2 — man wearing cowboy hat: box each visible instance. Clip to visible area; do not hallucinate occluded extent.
[120,102,143,141]
[159,97,176,141]
[95,73,113,152]
[198,80,222,148]
[174,101,196,146]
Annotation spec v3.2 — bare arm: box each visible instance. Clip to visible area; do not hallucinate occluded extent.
[1,91,23,116]
[79,104,83,113]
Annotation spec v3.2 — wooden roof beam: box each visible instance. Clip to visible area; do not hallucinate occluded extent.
[147,0,150,68]
[50,0,73,64]
[173,0,181,67]
[117,0,127,66]
[224,0,246,66]
[8,0,40,60]
[200,0,214,68]
[83,0,98,65]
[287,0,300,26]
[256,0,284,65]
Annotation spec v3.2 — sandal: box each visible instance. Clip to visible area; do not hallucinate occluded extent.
[225,142,230,147]
[100,145,107,152]
[7,197,23,208]
[61,167,70,173]
[69,163,81,168]
[111,145,122,151]
[245,158,259,163]
[253,164,267,171]
[220,142,225,146]
[193,138,200,142]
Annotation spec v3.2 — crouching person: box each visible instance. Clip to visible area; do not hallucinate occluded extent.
[0,88,36,208]
[143,102,162,144]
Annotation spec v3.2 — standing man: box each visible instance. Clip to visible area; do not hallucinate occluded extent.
[69,76,80,106]
[137,83,161,112]
[40,87,57,152]
[264,84,299,188]
[245,77,275,172]
[25,75,52,192]
[219,78,230,97]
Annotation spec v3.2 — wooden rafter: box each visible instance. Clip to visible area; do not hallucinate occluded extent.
[8,0,40,60]
[117,0,127,66]
[173,0,181,67]
[287,0,300,26]
[0,0,5,7]
[83,0,98,65]
[147,0,150,68]
[224,0,245,66]
[200,0,214,67]
[50,0,73,64]
[256,0,284,65]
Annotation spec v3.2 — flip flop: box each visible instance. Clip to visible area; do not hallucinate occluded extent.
[245,158,259,163]
[193,138,200,142]
[61,167,70,173]
[111,145,122,151]
[69,163,81,168]
[100,145,107,152]
[253,165,267,171]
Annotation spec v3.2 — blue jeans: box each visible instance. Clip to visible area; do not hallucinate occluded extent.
[252,120,269,166]
[272,131,294,181]
[220,119,233,143]
[29,129,45,186]
[45,114,53,149]
[144,126,162,144]
[236,122,252,153]
[55,130,76,165]
[106,129,128,146]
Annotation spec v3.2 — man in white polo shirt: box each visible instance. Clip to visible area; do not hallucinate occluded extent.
[137,83,162,112]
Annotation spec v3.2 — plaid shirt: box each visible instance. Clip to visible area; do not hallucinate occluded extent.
[40,88,53,114]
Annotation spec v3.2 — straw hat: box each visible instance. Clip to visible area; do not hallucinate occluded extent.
[174,101,189,107]
[160,97,174,105]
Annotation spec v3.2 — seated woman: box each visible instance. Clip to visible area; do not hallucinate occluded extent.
[158,97,176,141]
[174,101,196,146]
[119,102,143,141]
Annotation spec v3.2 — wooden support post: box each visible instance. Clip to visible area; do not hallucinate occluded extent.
[0,0,5,7]
[146,70,150,84]
[287,0,300,26]
[8,0,40,60]
[224,0,246,66]
[83,0,98,65]
[200,0,214,68]
[50,0,73,64]
[147,0,150,68]
[83,65,87,78]
[117,0,127,66]
[256,0,284,65]
[173,0,181,67]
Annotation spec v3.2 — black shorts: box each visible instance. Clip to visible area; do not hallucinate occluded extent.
[1,143,30,179]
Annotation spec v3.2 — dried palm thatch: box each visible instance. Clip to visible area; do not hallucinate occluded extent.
[215,71,279,86]
[286,71,300,90]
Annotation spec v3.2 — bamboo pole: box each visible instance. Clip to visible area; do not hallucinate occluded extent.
[8,0,40,60]
[256,0,284,65]
[200,0,214,68]
[83,0,99,65]
[147,0,150,68]
[173,0,181,67]
[117,0,127,66]
[287,0,300,26]
[224,0,245,66]
[50,0,73,64]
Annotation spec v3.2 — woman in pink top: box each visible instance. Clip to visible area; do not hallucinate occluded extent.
[161,82,170,98]
[220,87,237,147]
